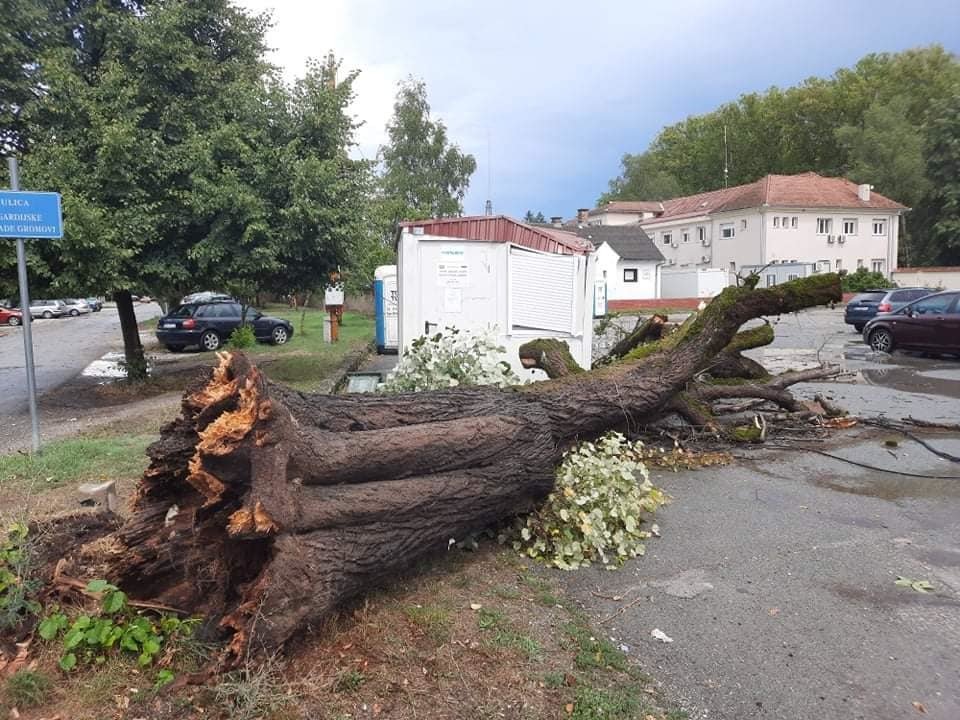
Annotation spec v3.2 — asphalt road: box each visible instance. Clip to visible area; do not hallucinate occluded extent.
[0,303,161,419]
[562,306,960,719]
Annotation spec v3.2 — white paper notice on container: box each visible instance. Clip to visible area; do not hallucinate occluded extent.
[442,287,463,313]
[437,261,470,287]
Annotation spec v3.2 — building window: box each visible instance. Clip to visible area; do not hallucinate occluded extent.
[817,218,832,235]
[602,270,607,279]
[842,218,857,236]
[766,274,777,287]
[662,232,672,246]
[782,216,790,228]
[817,260,830,273]
[788,273,799,281]
[773,216,780,228]
[871,259,885,273]
[720,223,735,239]
[740,219,747,230]
[682,229,690,243]
[791,217,798,228]
[729,261,736,272]
[697,226,706,243]
[857,259,864,269]
[623,268,638,283]
[873,219,886,236]
[835,259,842,271]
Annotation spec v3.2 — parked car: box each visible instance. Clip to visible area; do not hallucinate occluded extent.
[862,291,960,354]
[844,287,933,332]
[181,291,233,304]
[59,298,91,316]
[28,299,66,319]
[85,297,103,312]
[0,307,25,326]
[155,300,293,352]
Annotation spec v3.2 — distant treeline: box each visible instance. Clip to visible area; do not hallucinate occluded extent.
[602,46,960,266]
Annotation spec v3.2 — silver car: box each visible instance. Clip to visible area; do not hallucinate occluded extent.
[59,298,91,316]
[29,299,67,319]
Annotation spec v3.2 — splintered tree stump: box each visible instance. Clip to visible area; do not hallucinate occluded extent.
[102,274,842,664]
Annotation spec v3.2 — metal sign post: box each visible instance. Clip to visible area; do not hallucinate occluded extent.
[3,157,64,453]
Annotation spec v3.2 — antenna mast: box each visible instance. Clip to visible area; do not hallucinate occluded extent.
[484,128,493,216]
[723,124,729,188]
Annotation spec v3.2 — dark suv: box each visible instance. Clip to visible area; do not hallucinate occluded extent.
[844,287,933,332]
[155,301,293,352]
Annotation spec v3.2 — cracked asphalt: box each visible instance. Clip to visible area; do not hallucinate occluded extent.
[562,307,960,719]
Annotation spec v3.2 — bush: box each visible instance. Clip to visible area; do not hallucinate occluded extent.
[0,521,41,630]
[380,326,520,392]
[842,267,892,293]
[515,433,665,570]
[228,324,256,349]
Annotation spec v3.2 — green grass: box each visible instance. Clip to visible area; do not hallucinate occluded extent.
[403,604,452,644]
[247,309,374,391]
[570,686,645,720]
[491,628,541,660]
[0,435,153,490]
[563,622,633,675]
[334,669,366,693]
[4,670,52,708]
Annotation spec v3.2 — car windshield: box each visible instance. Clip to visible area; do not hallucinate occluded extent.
[168,305,195,318]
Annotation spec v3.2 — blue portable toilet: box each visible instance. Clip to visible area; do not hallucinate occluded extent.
[373,265,399,354]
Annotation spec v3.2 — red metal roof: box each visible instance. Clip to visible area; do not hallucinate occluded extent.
[398,215,593,255]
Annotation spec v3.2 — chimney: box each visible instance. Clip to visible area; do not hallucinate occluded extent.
[577,208,590,224]
[550,216,563,228]
[858,183,872,202]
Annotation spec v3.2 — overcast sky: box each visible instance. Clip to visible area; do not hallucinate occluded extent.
[238,0,959,219]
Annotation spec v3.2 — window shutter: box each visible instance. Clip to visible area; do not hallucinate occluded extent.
[509,248,575,333]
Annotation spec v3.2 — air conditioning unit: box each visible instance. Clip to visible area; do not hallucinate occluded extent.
[827,235,835,244]
[671,241,679,249]
[701,255,711,264]
[701,238,711,247]
[837,235,846,245]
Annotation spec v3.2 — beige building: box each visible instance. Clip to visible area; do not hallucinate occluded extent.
[583,173,907,281]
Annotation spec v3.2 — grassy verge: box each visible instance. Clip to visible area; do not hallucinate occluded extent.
[1,544,684,720]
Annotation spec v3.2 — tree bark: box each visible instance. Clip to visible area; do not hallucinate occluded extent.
[98,274,842,664]
[114,289,147,381]
[596,313,667,366]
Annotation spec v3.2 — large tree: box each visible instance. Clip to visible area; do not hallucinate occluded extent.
[379,78,477,219]
[3,1,365,376]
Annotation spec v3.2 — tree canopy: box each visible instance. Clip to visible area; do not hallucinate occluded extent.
[378,77,477,220]
[601,46,960,264]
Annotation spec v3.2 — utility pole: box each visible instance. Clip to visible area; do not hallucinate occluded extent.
[7,157,41,452]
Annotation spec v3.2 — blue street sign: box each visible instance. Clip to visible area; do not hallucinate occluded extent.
[0,190,63,239]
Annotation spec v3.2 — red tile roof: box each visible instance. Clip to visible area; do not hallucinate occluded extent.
[397,215,593,255]
[590,200,664,215]
[641,172,907,224]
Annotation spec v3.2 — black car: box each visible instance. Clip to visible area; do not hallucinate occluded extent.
[155,301,293,352]
[844,287,932,332]
[862,291,960,354]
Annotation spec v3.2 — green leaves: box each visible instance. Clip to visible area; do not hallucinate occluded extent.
[515,433,666,570]
[895,577,934,593]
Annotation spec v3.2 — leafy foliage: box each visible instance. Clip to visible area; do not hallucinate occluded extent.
[523,210,547,224]
[516,433,665,570]
[228,324,256,349]
[380,327,521,392]
[0,521,41,630]
[379,77,477,219]
[38,580,197,672]
[841,267,891,293]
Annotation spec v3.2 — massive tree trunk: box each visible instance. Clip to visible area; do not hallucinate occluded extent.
[100,275,842,664]
[114,289,147,381]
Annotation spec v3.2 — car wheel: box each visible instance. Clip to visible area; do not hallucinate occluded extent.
[165,344,185,353]
[853,324,864,333]
[271,325,290,345]
[70,309,79,316]
[42,310,52,319]
[200,330,221,351]
[8,316,21,326]
[868,328,894,353]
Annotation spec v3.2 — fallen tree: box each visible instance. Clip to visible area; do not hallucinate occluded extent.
[90,274,841,665]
